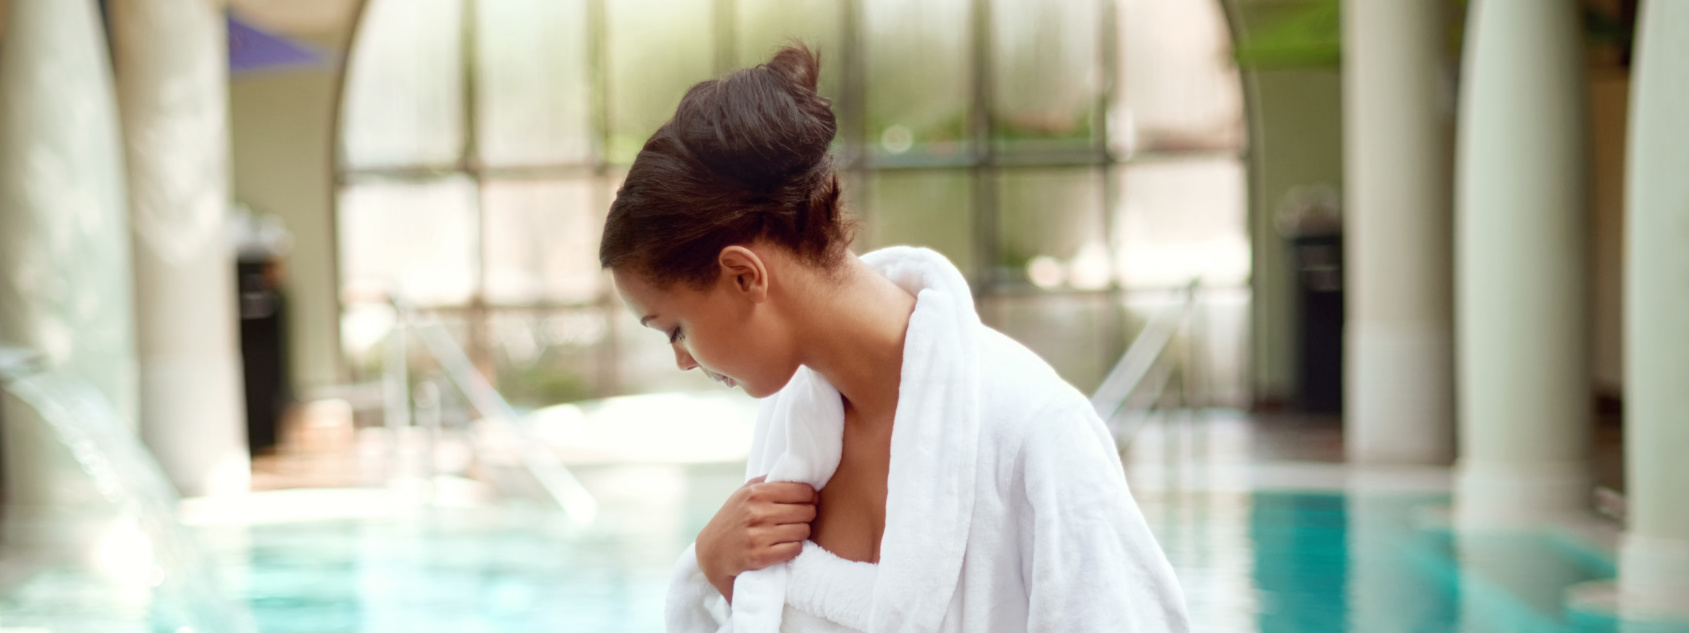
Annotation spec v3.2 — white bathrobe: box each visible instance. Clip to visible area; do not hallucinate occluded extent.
[666,247,1189,633]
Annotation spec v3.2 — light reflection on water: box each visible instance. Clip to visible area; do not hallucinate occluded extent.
[3,462,1676,632]
[206,463,745,632]
[211,484,1631,633]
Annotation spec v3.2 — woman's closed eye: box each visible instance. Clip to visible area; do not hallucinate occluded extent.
[669,328,686,344]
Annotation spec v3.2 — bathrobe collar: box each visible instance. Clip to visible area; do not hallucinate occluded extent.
[734,246,983,632]
[860,247,984,630]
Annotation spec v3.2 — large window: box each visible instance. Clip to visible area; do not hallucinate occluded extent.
[336,0,1248,406]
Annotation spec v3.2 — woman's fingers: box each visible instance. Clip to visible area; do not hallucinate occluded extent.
[748,481,816,504]
[744,492,815,527]
[700,477,820,582]
[747,540,805,570]
[747,521,809,552]
[768,521,811,544]
[745,498,815,527]
[767,500,817,525]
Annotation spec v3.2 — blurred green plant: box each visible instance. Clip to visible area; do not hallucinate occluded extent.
[1231,0,1639,71]
[1232,0,1341,70]
[499,359,593,408]
[993,111,1095,146]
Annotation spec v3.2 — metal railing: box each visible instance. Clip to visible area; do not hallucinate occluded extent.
[375,280,1202,520]
[1090,280,1203,447]
[384,296,598,523]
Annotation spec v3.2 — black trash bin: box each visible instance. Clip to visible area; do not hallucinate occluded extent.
[1290,233,1344,414]
[237,256,291,455]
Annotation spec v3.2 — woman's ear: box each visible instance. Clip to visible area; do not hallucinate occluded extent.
[717,246,769,302]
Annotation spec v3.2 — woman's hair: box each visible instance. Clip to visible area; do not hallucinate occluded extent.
[599,43,853,288]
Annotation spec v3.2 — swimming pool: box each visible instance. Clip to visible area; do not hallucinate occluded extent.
[1143,488,1626,633]
[3,460,1668,633]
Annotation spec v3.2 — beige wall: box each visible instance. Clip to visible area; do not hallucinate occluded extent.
[1224,0,1349,405]
[1243,68,1346,405]
[229,27,356,393]
[1588,70,1628,396]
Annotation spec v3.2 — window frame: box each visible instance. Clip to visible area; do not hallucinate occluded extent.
[332,0,1250,399]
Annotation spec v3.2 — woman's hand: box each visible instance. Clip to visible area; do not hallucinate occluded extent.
[697,475,818,603]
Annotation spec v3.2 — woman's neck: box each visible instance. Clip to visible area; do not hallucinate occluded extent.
[789,256,916,428]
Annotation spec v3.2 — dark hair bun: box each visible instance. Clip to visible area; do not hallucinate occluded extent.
[671,44,836,189]
[601,42,853,288]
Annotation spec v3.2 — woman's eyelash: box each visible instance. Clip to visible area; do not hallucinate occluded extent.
[668,328,685,344]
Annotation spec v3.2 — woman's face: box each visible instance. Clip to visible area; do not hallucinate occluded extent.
[611,248,801,399]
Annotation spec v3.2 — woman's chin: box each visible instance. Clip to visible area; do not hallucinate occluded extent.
[741,382,779,399]
[706,372,758,395]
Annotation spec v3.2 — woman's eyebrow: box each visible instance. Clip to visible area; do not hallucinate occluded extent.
[639,314,658,327]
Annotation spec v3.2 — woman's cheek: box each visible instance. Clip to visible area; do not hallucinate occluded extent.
[687,337,734,376]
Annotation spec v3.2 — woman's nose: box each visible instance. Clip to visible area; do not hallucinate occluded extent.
[673,344,698,371]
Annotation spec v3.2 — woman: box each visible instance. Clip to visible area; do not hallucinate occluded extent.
[600,44,1188,633]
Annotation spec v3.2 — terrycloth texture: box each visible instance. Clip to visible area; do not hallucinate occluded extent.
[781,607,861,633]
[665,246,1189,633]
[729,370,848,632]
[781,541,877,632]
[730,245,978,633]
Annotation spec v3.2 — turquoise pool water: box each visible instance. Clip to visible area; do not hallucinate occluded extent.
[3,466,1682,632]
[222,508,676,631]
[1157,490,1620,633]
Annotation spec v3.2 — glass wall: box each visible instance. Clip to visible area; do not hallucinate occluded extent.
[336,0,1249,406]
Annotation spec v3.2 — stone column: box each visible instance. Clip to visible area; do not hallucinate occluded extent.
[1618,0,1689,619]
[110,0,250,498]
[1341,0,1454,464]
[0,0,139,508]
[1453,0,1589,527]
[0,0,138,429]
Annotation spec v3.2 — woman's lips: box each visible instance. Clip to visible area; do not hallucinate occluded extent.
[706,371,737,388]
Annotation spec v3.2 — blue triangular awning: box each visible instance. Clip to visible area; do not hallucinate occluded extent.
[228,13,328,75]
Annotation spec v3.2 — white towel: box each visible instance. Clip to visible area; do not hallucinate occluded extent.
[729,368,848,631]
[783,540,877,631]
[665,246,1189,633]
[730,246,978,633]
